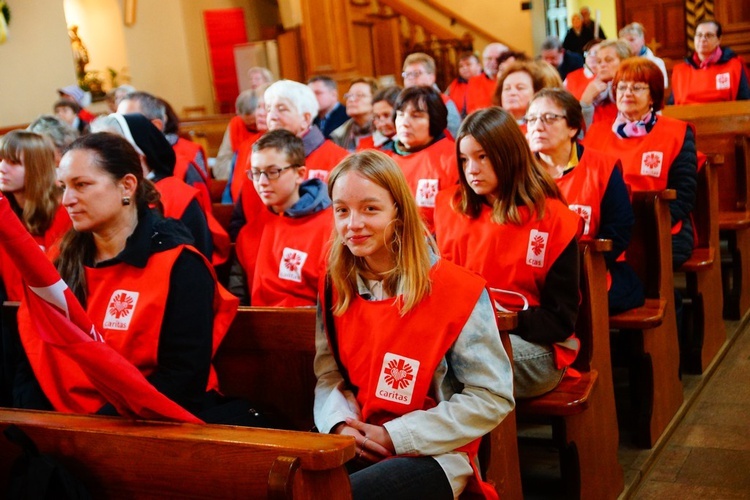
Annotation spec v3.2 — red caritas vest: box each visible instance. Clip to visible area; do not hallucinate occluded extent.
[155,176,200,220]
[445,79,470,116]
[584,116,689,193]
[21,245,237,413]
[555,148,618,240]
[247,207,333,307]
[0,205,71,301]
[229,130,264,203]
[671,56,746,104]
[304,139,349,184]
[389,137,458,232]
[173,137,207,175]
[564,68,595,100]
[435,189,581,312]
[592,99,617,127]
[465,73,497,115]
[324,260,485,425]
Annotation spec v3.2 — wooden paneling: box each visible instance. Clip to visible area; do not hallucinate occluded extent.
[300,0,356,77]
[617,0,686,61]
[353,22,377,77]
[714,0,750,63]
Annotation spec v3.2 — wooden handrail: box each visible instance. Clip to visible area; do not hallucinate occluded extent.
[376,0,462,41]
[419,0,505,46]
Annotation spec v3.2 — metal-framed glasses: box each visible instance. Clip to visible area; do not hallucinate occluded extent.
[401,70,425,80]
[694,32,718,40]
[524,113,566,126]
[247,165,298,181]
[344,92,370,101]
[615,83,650,94]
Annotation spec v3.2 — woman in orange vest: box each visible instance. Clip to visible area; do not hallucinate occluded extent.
[579,39,632,130]
[526,88,644,313]
[14,133,237,417]
[316,151,514,499]
[434,107,582,399]
[0,131,71,302]
[584,58,697,269]
[384,86,458,233]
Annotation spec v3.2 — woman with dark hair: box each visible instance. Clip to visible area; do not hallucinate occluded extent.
[385,86,457,232]
[584,57,697,269]
[0,131,71,301]
[434,107,582,399]
[91,113,214,260]
[526,88,644,313]
[14,132,237,416]
[316,150,513,499]
[356,85,401,151]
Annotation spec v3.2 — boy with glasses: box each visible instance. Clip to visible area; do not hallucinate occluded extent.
[233,130,333,306]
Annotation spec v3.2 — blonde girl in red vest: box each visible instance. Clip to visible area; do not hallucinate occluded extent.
[316,150,514,499]
[434,107,582,399]
[0,131,71,302]
[15,133,237,418]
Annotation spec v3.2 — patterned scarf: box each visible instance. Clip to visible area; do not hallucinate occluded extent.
[612,110,657,138]
[693,46,722,69]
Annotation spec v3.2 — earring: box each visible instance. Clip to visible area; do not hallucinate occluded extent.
[122,196,131,206]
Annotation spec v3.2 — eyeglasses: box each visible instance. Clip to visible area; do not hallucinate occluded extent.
[695,32,718,40]
[344,93,370,101]
[401,70,425,80]
[247,165,298,181]
[615,83,650,94]
[524,113,566,126]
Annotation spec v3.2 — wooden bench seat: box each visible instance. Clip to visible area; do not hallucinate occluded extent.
[516,371,597,416]
[514,240,623,499]
[664,102,750,319]
[609,190,683,448]
[0,408,355,499]
[680,247,714,271]
[610,298,666,330]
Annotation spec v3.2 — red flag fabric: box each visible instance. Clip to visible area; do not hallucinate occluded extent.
[0,194,202,423]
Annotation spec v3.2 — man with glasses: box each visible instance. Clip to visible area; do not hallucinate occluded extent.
[669,19,750,104]
[402,52,462,137]
[233,129,333,306]
[330,78,379,151]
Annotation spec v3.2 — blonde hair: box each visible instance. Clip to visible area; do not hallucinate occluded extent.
[0,130,60,235]
[327,150,435,315]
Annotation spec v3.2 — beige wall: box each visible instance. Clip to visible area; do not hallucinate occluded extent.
[0,1,77,127]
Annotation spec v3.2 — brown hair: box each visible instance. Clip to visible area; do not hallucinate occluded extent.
[454,107,562,224]
[0,130,60,235]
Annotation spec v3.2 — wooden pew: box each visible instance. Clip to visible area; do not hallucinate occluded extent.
[515,240,623,499]
[0,408,354,499]
[210,179,228,203]
[609,190,683,448]
[179,114,233,159]
[218,307,524,499]
[678,156,726,373]
[663,102,750,319]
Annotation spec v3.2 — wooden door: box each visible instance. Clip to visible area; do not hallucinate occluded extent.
[616,0,686,61]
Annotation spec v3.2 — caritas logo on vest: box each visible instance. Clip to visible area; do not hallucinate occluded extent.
[104,290,139,330]
[376,352,420,405]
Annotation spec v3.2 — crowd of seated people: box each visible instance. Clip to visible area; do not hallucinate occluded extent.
[2,14,750,499]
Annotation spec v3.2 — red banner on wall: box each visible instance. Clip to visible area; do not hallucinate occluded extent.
[204,8,248,113]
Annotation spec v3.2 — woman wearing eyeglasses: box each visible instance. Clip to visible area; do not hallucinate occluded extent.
[579,39,632,129]
[584,57,697,269]
[526,88,644,313]
[331,78,379,152]
[434,107,582,399]
[669,19,750,105]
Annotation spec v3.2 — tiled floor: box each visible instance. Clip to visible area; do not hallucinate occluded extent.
[518,315,750,499]
[633,316,750,498]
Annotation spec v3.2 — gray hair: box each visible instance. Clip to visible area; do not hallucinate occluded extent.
[27,115,79,152]
[265,80,319,119]
[119,91,166,123]
[236,89,262,115]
